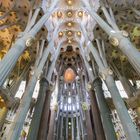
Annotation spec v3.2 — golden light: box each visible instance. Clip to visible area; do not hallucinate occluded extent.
[77,31,81,37]
[57,11,62,18]
[58,31,63,37]
[0,99,4,102]
[67,31,73,37]
[67,22,72,27]
[67,0,73,6]
[78,11,83,17]
[67,11,73,18]
[64,68,76,83]
[68,39,72,44]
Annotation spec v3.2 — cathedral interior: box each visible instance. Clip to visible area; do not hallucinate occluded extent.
[0,0,140,140]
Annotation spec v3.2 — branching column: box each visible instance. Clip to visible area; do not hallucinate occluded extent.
[0,0,59,86]
[6,74,38,140]
[82,1,140,75]
[88,41,140,140]
[92,77,117,140]
[6,41,51,140]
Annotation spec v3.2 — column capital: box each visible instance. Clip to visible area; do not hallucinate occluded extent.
[86,78,102,92]
[93,77,102,88]
[99,67,113,80]
[39,76,49,88]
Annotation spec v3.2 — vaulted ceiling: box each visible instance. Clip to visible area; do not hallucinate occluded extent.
[0,0,140,82]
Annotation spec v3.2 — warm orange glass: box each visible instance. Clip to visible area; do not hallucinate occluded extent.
[64,68,76,83]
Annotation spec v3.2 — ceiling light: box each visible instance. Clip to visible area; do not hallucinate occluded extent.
[58,32,63,37]
[57,11,62,18]
[67,0,73,6]
[78,11,83,17]
[67,22,72,27]
[77,31,81,37]
[68,39,72,44]
[67,31,73,36]
[67,11,73,18]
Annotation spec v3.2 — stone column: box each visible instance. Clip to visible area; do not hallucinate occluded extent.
[6,75,38,140]
[47,109,57,140]
[27,77,49,140]
[89,89,106,140]
[89,43,140,140]
[105,75,140,140]
[111,62,136,97]
[85,109,94,140]
[0,107,8,130]
[92,77,117,140]
[80,31,140,139]
[6,42,51,140]
[37,89,52,140]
